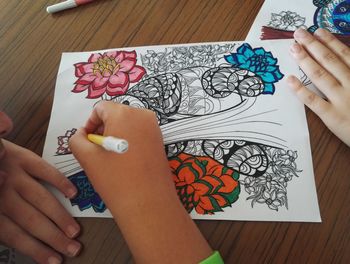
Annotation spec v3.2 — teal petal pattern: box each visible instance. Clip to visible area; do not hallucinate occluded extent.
[263,83,275,94]
[224,43,284,94]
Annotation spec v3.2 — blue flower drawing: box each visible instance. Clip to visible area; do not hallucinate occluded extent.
[224,43,284,94]
[68,171,106,213]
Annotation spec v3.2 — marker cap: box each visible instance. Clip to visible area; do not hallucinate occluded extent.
[103,137,129,154]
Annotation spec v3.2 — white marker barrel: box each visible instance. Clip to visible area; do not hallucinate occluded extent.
[47,0,78,14]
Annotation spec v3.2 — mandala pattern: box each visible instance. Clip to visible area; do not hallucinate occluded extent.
[312,0,350,35]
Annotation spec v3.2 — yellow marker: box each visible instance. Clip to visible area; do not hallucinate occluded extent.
[87,134,128,154]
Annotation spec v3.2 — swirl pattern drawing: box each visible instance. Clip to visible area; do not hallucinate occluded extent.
[61,43,300,214]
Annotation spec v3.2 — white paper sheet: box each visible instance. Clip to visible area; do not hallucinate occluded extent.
[246,0,350,97]
[248,1,311,41]
[247,0,350,41]
[42,40,321,222]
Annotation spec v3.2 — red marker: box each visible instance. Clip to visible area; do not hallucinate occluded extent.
[46,0,95,14]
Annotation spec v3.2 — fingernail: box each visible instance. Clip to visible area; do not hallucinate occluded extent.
[295,28,307,38]
[314,28,327,37]
[290,43,301,54]
[67,188,77,198]
[47,256,62,264]
[67,224,80,238]
[67,242,81,257]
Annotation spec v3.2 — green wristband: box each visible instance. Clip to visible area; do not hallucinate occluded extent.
[199,251,224,264]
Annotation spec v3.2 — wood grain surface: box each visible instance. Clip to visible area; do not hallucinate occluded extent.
[1,0,349,263]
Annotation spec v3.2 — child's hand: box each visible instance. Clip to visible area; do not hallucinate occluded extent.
[287,28,350,147]
[0,140,81,264]
[69,101,212,264]
[69,101,174,214]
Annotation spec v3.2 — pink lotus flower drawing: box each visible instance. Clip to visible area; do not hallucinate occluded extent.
[72,50,146,98]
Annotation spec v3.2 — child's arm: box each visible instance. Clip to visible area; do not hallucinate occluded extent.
[287,28,350,147]
[69,101,213,264]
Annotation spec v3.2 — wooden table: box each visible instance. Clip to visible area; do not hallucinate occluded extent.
[1,0,349,263]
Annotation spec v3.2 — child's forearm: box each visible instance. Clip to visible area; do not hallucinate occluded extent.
[84,139,213,263]
[69,103,213,263]
[105,173,212,264]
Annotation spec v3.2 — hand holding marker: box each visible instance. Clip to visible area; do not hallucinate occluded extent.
[47,0,95,14]
[88,134,129,154]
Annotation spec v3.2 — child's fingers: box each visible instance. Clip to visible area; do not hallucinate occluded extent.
[69,127,100,157]
[16,176,80,239]
[16,146,77,199]
[314,28,350,69]
[2,191,81,258]
[294,28,349,87]
[287,75,333,120]
[0,214,63,264]
[84,101,116,133]
[289,42,340,99]
[69,128,104,169]
[0,112,13,137]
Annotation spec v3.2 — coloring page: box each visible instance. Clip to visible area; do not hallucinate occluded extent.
[42,40,321,222]
[247,0,349,43]
[246,0,350,97]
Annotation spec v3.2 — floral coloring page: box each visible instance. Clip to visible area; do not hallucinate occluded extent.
[246,0,350,44]
[246,0,350,97]
[42,40,321,222]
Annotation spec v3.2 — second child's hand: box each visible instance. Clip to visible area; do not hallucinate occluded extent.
[0,140,81,264]
[287,28,350,147]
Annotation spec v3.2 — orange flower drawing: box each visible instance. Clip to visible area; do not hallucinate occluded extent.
[169,153,240,215]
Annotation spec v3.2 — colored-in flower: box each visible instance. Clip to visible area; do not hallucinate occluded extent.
[72,50,146,98]
[169,153,240,215]
[68,171,106,213]
[56,128,77,155]
[224,44,284,94]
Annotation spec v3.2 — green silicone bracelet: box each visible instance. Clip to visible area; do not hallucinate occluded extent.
[199,251,224,264]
